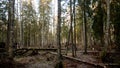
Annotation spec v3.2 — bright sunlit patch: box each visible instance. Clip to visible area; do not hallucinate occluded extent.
[22,0,32,3]
[23,0,25,1]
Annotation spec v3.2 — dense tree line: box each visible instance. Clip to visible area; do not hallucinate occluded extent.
[0,0,120,63]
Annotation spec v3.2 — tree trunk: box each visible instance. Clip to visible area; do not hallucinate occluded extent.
[105,0,110,49]
[83,0,88,54]
[7,0,15,58]
[73,0,77,57]
[20,0,24,48]
[57,0,62,60]
[102,0,110,51]
[70,0,75,57]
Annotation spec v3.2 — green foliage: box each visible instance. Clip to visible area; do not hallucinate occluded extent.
[61,24,69,41]
[78,0,92,17]
[21,1,38,46]
[0,0,7,42]
[92,0,104,40]
[111,0,120,51]
[38,0,53,45]
[0,0,7,22]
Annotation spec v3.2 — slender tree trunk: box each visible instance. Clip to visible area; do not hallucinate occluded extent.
[7,7,11,51]
[70,0,75,57]
[7,0,15,58]
[20,0,24,48]
[73,0,77,57]
[57,0,62,60]
[27,24,30,47]
[83,0,88,54]
[105,0,110,49]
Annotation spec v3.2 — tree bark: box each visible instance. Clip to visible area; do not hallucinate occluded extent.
[57,0,62,60]
[70,0,75,57]
[105,0,110,48]
[73,0,77,57]
[83,0,88,54]
[7,0,15,58]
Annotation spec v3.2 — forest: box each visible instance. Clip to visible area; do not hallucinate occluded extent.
[0,0,120,68]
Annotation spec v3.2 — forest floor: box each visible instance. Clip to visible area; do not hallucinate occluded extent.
[14,51,102,68]
[14,52,57,68]
[63,51,103,68]
[15,56,55,68]
[0,51,103,68]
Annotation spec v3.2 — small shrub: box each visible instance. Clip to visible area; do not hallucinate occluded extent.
[100,50,108,63]
[55,61,64,68]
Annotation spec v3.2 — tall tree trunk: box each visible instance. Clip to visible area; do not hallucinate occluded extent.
[7,0,15,58]
[73,0,77,57]
[83,0,88,54]
[57,0,62,60]
[105,0,110,49]
[27,24,30,47]
[70,0,75,57]
[20,0,24,48]
[104,0,110,51]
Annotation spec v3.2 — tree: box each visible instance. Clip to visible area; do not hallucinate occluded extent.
[7,0,15,58]
[73,0,77,57]
[69,0,73,57]
[21,1,37,47]
[83,0,88,54]
[111,0,120,51]
[92,0,104,49]
[104,0,110,50]
[39,0,52,47]
[57,0,62,64]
